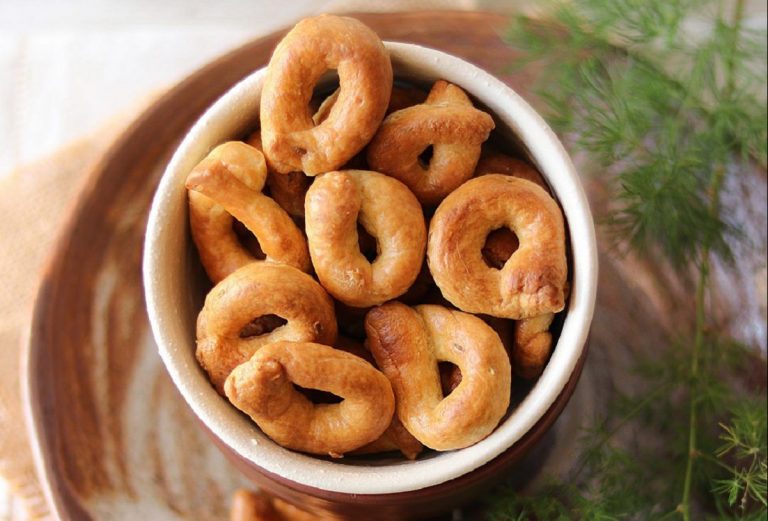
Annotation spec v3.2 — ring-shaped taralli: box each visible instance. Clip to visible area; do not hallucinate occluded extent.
[186,142,310,283]
[224,341,395,458]
[367,80,495,206]
[365,302,511,451]
[428,174,568,319]
[196,263,337,393]
[304,170,427,307]
[260,15,392,175]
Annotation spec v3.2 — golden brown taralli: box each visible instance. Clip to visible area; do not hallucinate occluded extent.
[367,80,495,206]
[229,489,326,521]
[513,312,555,379]
[474,150,549,192]
[305,170,426,307]
[186,142,310,283]
[354,416,424,460]
[478,225,555,378]
[428,174,568,319]
[333,336,425,460]
[260,15,392,175]
[365,302,511,451]
[246,130,311,219]
[224,341,395,458]
[196,263,337,393]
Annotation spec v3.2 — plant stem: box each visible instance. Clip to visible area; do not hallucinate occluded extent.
[679,250,709,520]
[679,162,727,520]
[678,2,745,516]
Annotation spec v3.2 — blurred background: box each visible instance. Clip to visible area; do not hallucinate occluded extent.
[0,0,521,176]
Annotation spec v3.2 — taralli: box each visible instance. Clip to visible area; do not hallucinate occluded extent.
[247,131,311,219]
[479,226,554,379]
[428,174,568,319]
[311,84,427,125]
[334,336,424,460]
[474,150,549,192]
[305,170,426,307]
[196,263,337,393]
[513,312,555,379]
[365,302,511,451]
[355,416,424,460]
[482,227,519,270]
[185,16,573,463]
[229,490,325,521]
[186,142,310,283]
[260,15,392,174]
[224,341,395,458]
[367,80,495,206]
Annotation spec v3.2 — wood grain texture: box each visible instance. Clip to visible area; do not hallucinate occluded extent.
[22,9,767,521]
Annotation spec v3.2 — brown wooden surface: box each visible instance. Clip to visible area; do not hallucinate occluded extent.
[23,9,767,521]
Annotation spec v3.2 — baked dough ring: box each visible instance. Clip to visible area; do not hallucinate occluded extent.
[224,341,395,458]
[367,80,495,206]
[474,151,549,191]
[196,263,337,393]
[428,174,567,319]
[246,130,311,219]
[186,142,310,283]
[354,416,424,460]
[513,312,555,379]
[229,490,322,521]
[365,302,511,450]
[305,170,426,307]
[260,15,392,175]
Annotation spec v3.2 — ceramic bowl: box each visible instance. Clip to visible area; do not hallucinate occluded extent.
[143,41,598,520]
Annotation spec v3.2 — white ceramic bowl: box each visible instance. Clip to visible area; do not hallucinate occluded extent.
[143,42,597,500]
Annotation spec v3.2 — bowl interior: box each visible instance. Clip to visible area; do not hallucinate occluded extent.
[143,42,597,495]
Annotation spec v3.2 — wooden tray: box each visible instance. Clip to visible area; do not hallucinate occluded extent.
[23,9,765,521]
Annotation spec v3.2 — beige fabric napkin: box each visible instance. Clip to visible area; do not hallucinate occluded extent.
[0,108,144,519]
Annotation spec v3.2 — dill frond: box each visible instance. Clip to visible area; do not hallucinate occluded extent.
[484,1,767,519]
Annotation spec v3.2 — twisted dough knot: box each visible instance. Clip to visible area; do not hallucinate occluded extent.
[196,263,337,393]
[185,142,310,283]
[365,302,511,451]
[367,80,495,206]
[224,341,395,458]
[428,174,568,319]
[305,170,426,307]
[260,15,392,175]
